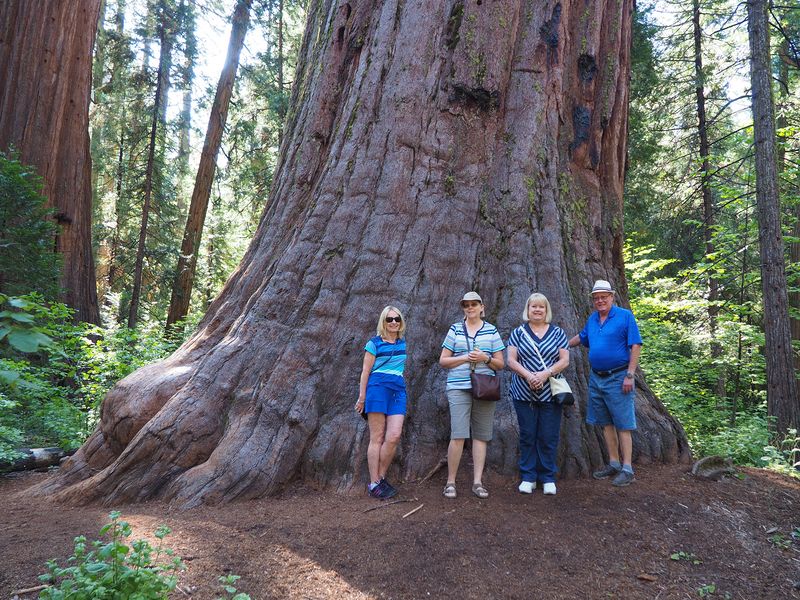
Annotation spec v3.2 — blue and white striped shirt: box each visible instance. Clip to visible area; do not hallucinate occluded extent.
[365,336,406,388]
[441,321,505,390]
[507,324,568,402]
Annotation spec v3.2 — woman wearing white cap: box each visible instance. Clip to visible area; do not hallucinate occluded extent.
[439,292,505,499]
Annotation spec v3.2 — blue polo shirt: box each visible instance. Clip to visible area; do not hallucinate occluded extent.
[578,305,642,371]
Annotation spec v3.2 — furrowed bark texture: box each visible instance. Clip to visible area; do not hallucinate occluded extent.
[0,0,101,324]
[747,0,800,435]
[37,0,689,507]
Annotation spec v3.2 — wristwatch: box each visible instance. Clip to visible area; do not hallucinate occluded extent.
[485,356,492,365]
[625,372,634,379]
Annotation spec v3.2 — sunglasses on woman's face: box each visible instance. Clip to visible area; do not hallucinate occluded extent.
[385,316,402,323]
[462,302,481,308]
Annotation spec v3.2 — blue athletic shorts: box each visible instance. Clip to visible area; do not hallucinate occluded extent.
[586,371,637,430]
[365,381,407,416]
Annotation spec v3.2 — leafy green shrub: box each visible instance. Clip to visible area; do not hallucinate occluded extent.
[625,244,791,471]
[761,429,800,478]
[0,294,192,458]
[38,511,184,599]
[0,152,61,297]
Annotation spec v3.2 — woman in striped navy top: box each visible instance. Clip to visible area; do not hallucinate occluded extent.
[356,306,407,499]
[506,293,570,496]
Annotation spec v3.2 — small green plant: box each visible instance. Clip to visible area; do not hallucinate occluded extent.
[216,574,252,600]
[38,511,184,598]
[670,550,701,564]
[761,429,800,478]
[767,532,792,550]
[697,583,716,597]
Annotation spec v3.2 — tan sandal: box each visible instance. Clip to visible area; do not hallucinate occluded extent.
[471,483,489,499]
[443,483,457,499]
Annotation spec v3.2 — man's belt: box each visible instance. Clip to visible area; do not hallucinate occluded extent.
[591,365,628,377]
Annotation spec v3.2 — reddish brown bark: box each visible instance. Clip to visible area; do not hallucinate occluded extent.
[37,0,689,507]
[166,0,253,329]
[747,0,800,436]
[0,0,101,324]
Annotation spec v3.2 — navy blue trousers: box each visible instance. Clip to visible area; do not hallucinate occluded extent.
[513,399,563,484]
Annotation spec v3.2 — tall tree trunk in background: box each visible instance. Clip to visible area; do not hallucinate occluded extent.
[166,0,253,329]
[776,40,800,374]
[747,0,799,436]
[277,0,286,147]
[37,0,689,507]
[176,0,197,216]
[91,0,109,211]
[128,3,173,328]
[0,0,101,324]
[105,2,129,301]
[692,0,724,401]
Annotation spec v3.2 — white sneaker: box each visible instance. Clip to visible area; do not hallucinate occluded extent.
[543,482,557,495]
[518,481,536,494]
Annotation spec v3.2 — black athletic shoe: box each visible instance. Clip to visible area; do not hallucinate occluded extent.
[611,470,635,487]
[592,464,621,480]
[368,481,387,499]
[380,478,398,499]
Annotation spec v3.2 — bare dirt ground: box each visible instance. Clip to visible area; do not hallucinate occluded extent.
[1,463,799,599]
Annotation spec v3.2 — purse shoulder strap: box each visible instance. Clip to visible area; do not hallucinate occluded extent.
[520,324,557,374]
[371,337,400,373]
[463,322,494,373]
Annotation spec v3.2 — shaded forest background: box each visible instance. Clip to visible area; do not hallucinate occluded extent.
[0,0,798,475]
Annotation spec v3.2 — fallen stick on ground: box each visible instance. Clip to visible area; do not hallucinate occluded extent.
[362,497,418,513]
[417,458,447,484]
[11,584,48,596]
[402,504,424,519]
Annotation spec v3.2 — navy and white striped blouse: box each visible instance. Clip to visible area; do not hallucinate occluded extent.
[507,324,568,402]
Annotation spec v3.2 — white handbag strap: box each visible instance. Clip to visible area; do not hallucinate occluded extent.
[520,324,550,372]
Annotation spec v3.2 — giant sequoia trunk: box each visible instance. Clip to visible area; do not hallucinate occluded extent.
[37,0,689,507]
[0,0,101,324]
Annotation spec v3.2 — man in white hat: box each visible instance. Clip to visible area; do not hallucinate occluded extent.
[568,280,642,486]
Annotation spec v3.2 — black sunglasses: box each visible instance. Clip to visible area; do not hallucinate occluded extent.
[385,316,402,323]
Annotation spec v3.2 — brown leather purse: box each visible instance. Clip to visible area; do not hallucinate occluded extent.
[465,327,500,402]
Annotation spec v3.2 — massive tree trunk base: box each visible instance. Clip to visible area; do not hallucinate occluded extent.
[30,353,689,508]
[30,0,690,507]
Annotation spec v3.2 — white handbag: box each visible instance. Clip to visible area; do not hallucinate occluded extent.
[527,329,575,406]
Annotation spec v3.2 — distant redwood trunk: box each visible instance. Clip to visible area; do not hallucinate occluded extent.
[0,0,101,324]
[38,0,690,507]
[166,0,253,329]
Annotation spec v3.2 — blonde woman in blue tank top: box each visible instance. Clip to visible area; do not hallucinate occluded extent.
[355,306,407,499]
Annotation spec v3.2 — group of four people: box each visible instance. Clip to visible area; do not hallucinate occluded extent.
[354,280,642,500]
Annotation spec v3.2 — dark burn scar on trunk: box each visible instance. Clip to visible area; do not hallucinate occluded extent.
[449,84,499,111]
[570,105,591,152]
[540,3,561,49]
[578,54,597,82]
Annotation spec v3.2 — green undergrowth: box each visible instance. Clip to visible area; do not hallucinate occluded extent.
[0,294,194,464]
[37,512,253,599]
[627,245,799,477]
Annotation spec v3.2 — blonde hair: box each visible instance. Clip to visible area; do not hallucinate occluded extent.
[522,293,552,323]
[376,305,406,338]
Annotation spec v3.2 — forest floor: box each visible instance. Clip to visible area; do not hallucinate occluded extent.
[1,463,799,600]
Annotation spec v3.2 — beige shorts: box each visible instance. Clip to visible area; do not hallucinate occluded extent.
[446,388,496,441]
